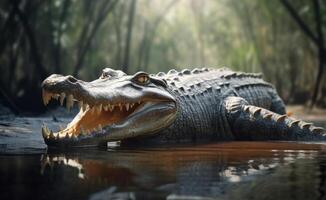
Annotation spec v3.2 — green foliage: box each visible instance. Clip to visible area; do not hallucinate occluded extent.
[0,0,325,112]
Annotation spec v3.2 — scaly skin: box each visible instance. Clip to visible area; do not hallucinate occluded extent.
[41,67,325,148]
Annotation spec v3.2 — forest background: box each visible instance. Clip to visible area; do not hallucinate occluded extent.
[0,0,325,113]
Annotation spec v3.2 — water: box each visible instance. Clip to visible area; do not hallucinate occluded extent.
[1,142,326,200]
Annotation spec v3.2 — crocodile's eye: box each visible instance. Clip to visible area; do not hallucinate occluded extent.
[133,72,150,85]
[100,72,110,79]
[137,75,149,83]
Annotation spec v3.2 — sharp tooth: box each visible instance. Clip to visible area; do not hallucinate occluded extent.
[138,101,141,105]
[42,126,49,138]
[82,103,88,111]
[103,105,109,111]
[125,103,129,111]
[78,101,83,109]
[60,92,66,106]
[130,103,134,108]
[65,133,69,138]
[119,103,123,111]
[96,104,102,114]
[98,124,102,130]
[49,130,54,139]
[42,89,52,105]
[44,126,50,133]
[46,93,52,105]
[109,105,114,111]
[53,94,59,100]
[66,94,74,110]
[56,133,60,139]
[42,89,47,105]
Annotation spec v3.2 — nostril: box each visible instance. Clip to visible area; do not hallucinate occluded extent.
[67,76,78,83]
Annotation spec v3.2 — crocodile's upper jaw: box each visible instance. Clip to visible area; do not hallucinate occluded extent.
[41,69,177,147]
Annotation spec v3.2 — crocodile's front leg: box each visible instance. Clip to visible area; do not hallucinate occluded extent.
[224,97,325,141]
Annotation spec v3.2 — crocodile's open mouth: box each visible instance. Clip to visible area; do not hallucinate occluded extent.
[41,70,178,147]
[42,90,144,139]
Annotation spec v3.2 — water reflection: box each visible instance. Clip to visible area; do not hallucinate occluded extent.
[36,142,326,200]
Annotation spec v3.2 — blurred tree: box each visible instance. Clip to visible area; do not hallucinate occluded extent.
[73,0,118,76]
[112,3,127,67]
[11,0,47,81]
[122,0,137,73]
[53,0,70,73]
[140,0,179,71]
[0,0,324,113]
[280,0,325,108]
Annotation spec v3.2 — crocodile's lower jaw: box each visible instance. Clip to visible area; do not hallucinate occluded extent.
[42,90,143,139]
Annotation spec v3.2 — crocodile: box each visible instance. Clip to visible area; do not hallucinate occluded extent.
[41,67,325,148]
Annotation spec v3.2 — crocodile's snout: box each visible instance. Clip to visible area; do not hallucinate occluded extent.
[42,74,82,92]
[41,69,178,147]
[42,74,86,107]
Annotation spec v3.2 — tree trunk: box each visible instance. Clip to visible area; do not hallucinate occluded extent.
[113,3,126,67]
[122,0,137,74]
[11,0,47,81]
[73,0,118,76]
[54,0,71,74]
[310,0,324,108]
[280,0,325,108]
[143,0,179,71]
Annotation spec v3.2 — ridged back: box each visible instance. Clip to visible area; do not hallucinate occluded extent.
[150,68,278,142]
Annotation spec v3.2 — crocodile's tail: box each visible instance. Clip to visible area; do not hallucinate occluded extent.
[225,97,325,141]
